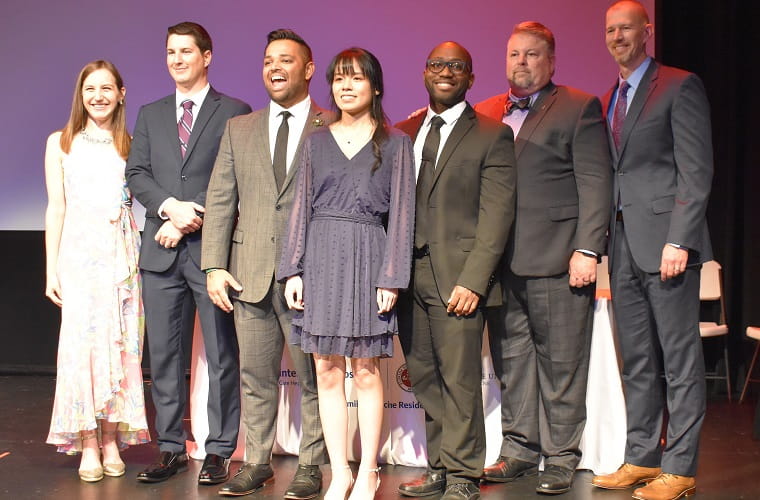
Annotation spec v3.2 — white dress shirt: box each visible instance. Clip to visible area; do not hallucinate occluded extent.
[412,100,468,179]
[268,95,312,173]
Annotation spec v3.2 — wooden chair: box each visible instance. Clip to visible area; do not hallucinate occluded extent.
[699,260,731,401]
[739,326,760,403]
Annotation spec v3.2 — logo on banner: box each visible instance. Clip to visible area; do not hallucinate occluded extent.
[396,364,413,392]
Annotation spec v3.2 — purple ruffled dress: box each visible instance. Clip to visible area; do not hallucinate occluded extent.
[277,127,415,358]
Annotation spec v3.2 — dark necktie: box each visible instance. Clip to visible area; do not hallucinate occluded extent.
[611,81,631,149]
[273,110,292,190]
[178,99,193,158]
[505,97,531,116]
[415,115,445,248]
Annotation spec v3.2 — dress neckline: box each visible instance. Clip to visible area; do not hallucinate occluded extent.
[327,129,373,161]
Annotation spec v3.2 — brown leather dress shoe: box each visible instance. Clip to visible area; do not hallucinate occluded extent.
[632,473,696,500]
[591,463,662,490]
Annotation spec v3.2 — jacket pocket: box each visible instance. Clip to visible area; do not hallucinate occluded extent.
[548,204,579,221]
[457,236,475,251]
[652,195,675,214]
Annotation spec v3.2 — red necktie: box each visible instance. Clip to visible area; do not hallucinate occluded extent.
[611,81,630,149]
[178,99,194,157]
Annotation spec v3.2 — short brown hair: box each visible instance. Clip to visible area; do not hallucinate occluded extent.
[167,21,212,53]
[512,21,555,55]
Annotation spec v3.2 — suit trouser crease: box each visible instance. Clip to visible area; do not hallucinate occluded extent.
[610,221,705,476]
[142,243,240,456]
[234,280,326,465]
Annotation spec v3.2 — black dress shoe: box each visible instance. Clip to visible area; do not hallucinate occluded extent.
[398,470,446,497]
[199,453,230,485]
[218,463,274,497]
[536,465,574,495]
[481,456,538,483]
[136,451,189,483]
[440,482,481,500]
[284,464,322,499]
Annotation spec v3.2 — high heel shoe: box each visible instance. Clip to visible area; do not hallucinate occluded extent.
[78,432,104,482]
[101,430,126,477]
[325,465,354,500]
[348,467,381,500]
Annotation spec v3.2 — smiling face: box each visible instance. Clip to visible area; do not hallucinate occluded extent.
[263,39,314,108]
[81,68,124,128]
[423,42,474,114]
[166,33,211,94]
[331,59,373,117]
[605,1,653,76]
[506,32,555,97]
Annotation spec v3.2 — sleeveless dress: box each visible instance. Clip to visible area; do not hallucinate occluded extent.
[277,127,415,358]
[46,133,150,454]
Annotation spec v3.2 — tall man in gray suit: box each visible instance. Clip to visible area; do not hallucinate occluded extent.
[201,30,334,499]
[396,42,516,500]
[477,22,612,495]
[591,3,713,500]
[126,22,251,485]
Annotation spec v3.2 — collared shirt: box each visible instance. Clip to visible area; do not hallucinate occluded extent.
[158,83,212,218]
[175,83,211,124]
[607,57,652,123]
[268,95,312,172]
[503,90,540,137]
[413,100,468,179]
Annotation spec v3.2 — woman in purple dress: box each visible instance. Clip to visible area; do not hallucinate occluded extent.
[278,48,414,499]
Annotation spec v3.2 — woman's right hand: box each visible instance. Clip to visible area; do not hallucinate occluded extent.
[45,276,63,307]
[284,276,304,310]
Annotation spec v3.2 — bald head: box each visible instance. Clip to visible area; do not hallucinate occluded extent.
[605,0,653,77]
[428,41,473,71]
[608,0,650,24]
[424,41,474,113]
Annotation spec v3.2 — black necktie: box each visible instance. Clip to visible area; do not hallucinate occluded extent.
[273,110,292,190]
[505,97,531,116]
[415,116,445,248]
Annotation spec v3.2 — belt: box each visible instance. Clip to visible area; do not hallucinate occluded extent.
[413,244,430,259]
[616,211,624,222]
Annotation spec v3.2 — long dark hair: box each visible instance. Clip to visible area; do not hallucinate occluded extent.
[326,47,388,172]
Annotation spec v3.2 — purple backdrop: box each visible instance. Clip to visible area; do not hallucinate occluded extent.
[1,0,654,230]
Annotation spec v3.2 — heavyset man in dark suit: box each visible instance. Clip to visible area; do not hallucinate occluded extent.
[202,29,334,499]
[477,22,612,495]
[126,22,251,485]
[396,42,516,500]
[591,2,713,500]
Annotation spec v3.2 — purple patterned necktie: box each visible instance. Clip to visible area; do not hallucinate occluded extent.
[178,99,194,158]
[611,81,630,149]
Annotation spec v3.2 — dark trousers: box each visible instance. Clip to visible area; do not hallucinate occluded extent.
[142,243,240,457]
[233,280,326,465]
[400,254,485,485]
[610,221,705,476]
[485,271,593,470]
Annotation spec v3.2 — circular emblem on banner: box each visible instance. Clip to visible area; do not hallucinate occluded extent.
[396,364,413,392]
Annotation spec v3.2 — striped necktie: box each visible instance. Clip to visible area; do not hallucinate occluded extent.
[178,99,194,157]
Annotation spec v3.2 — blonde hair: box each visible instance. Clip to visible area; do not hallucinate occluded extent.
[60,60,131,159]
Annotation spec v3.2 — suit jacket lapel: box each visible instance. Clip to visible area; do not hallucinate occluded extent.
[515,83,557,160]
[183,87,221,167]
[431,104,475,189]
[278,100,327,196]
[163,96,183,167]
[617,61,658,158]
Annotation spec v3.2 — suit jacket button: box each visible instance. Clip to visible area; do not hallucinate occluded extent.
[270,237,275,243]
[275,204,282,211]
[181,175,188,181]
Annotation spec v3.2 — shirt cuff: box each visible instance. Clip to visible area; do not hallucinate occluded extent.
[667,242,687,250]
[575,249,598,258]
[157,197,174,220]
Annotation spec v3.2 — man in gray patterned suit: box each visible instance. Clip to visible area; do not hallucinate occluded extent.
[202,29,334,499]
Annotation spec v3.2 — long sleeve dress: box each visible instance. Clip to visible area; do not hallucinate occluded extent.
[277,127,415,358]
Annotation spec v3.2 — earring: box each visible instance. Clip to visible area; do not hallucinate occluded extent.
[119,99,124,105]
[375,90,380,96]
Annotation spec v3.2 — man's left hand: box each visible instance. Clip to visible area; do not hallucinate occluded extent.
[660,244,689,281]
[569,251,597,288]
[447,285,480,316]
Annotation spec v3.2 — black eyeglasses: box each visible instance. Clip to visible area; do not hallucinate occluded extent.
[426,59,469,74]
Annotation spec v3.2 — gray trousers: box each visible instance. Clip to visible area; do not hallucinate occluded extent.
[400,254,486,485]
[485,271,593,470]
[142,243,240,457]
[233,280,326,465]
[610,221,705,476]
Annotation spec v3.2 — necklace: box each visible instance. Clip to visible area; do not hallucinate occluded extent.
[333,123,374,145]
[80,129,113,144]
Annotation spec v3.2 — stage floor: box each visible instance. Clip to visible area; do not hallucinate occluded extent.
[2,375,759,499]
